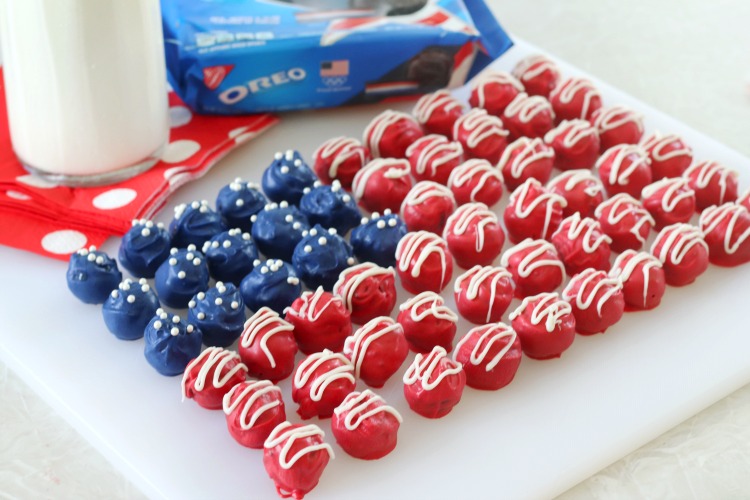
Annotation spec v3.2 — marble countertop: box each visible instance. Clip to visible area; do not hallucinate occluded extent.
[2,0,750,498]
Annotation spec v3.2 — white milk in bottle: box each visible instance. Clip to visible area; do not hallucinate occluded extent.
[0,0,169,185]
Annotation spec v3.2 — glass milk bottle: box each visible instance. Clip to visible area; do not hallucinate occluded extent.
[0,0,169,186]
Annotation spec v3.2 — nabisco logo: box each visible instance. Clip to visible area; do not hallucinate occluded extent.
[203,64,235,90]
[218,68,306,105]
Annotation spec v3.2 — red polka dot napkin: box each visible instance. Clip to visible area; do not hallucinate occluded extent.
[0,68,278,261]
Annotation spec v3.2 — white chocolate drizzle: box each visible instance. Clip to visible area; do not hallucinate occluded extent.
[550,77,601,119]
[454,266,513,323]
[405,134,463,178]
[284,287,341,323]
[509,292,572,333]
[453,323,517,371]
[503,93,553,124]
[181,347,248,400]
[240,307,294,369]
[595,144,650,186]
[403,346,463,391]
[395,231,449,283]
[444,202,499,252]
[512,54,559,83]
[562,269,622,317]
[593,105,644,134]
[413,90,463,125]
[610,250,662,307]
[738,188,750,207]
[699,203,750,255]
[651,223,708,265]
[401,181,456,210]
[498,137,554,180]
[263,421,334,469]
[399,291,458,323]
[641,133,692,162]
[313,136,366,178]
[352,158,411,202]
[363,110,415,157]
[333,263,395,312]
[544,119,598,148]
[333,390,402,431]
[552,213,612,254]
[684,160,738,205]
[508,178,567,238]
[448,159,502,203]
[471,71,523,109]
[292,349,355,402]
[343,317,403,378]
[453,108,508,149]
[594,193,655,246]
[500,238,564,278]
[222,380,283,430]
[642,177,695,213]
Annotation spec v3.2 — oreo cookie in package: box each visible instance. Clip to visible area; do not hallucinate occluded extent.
[161,0,512,113]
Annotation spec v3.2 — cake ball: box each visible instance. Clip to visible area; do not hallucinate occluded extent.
[502,93,556,140]
[223,380,286,449]
[397,291,458,353]
[102,278,160,341]
[263,422,333,500]
[509,292,576,359]
[292,225,355,290]
[169,200,227,249]
[503,178,566,244]
[250,201,310,262]
[201,228,258,286]
[403,346,466,419]
[595,194,655,252]
[332,390,402,460]
[285,287,352,354]
[592,105,644,151]
[550,213,613,275]
[118,219,170,279]
[395,231,453,293]
[546,169,605,218]
[698,203,750,267]
[683,160,740,211]
[343,317,409,388]
[261,149,318,205]
[67,247,122,304]
[215,178,267,232]
[405,134,463,185]
[413,90,464,137]
[738,188,750,212]
[350,210,407,268]
[512,54,560,98]
[469,70,524,117]
[143,309,203,376]
[650,223,709,286]
[597,144,653,199]
[299,181,361,235]
[187,282,245,348]
[443,202,505,268]
[352,158,413,214]
[501,239,565,298]
[154,245,210,309]
[238,307,298,383]
[498,137,555,192]
[452,108,509,164]
[454,265,514,324]
[641,133,693,180]
[181,347,248,410]
[333,263,397,325]
[292,349,356,419]
[240,259,302,314]
[642,177,696,229]
[401,181,457,234]
[363,109,424,158]
[453,323,522,390]
[447,159,504,207]
[312,137,370,189]
[544,119,600,171]
[549,77,602,123]
[562,269,625,335]
[609,250,666,311]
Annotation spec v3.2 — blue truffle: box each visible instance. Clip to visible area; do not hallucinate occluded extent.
[292,224,355,290]
[261,149,317,205]
[102,278,160,341]
[154,245,210,308]
[250,202,310,261]
[240,259,301,314]
[143,309,203,376]
[66,247,122,304]
[169,200,227,249]
[118,219,171,278]
[187,282,246,348]
[299,180,362,235]
[202,228,258,286]
[350,210,407,268]
[215,178,267,232]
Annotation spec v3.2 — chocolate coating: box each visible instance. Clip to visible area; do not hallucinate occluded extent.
[350,211,407,268]
[299,181,361,235]
[187,282,246,348]
[251,202,310,262]
[202,228,258,286]
[215,178,267,232]
[143,309,203,376]
[169,200,227,249]
[102,278,160,341]
[261,149,317,205]
[66,247,122,305]
[292,224,355,290]
[240,259,302,314]
[154,245,210,309]
[118,219,171,278]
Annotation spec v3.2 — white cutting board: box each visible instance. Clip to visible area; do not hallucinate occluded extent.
[2,38,750,500]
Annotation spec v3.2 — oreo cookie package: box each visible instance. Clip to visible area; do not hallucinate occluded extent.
[161,0,512,114]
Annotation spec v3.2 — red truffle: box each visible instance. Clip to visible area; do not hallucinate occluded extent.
[596,144,653,198]
[181,347,247,410]
[452,108,509,164]
[447,159,504,207]
[738,188,750,212]
[469,71,524,117]
[453,323,522,390]
[223,380,286,449]
[363,109,424,158]
[443,202,505,268]
[641,177,696,229]
[551,213,612,275]
[395,231,453,294]
[413,90,464,137]
[591,105,644,151]
[549,77,602,123]
[397,291,458,353]
[313,136,370,189]
[650,223,710,286]
[333,263,397,325]
[698,203,750,267]
[502,93,556,140]
[352,158,413,214]
[401,181,457,234]
[509,292,576,359]
[497,137,555,192]
[544,119,601,171]
[500,239,565,298]
[503,178,566,244]
[454,265,515,324]
[641,133,693,181]
[403,346,466,419]
[285,287,352,354]
[511,54,560,98]
[609,250,666,311]
[683,160,740,211]
[331,390,402,460]
[594,193,655,252]
[238,307,298,383]
[292,349,356,419]
[546,169,605,218]
[405,134,463,184]
[343,317,409,388]
[562,269,625,335]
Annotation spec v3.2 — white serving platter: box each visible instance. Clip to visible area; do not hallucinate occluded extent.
[2,38,750,500]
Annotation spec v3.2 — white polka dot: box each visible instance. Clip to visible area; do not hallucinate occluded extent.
[163,165,190,180]
[228,127,249,139]
[92,188,137,210]
[6,190,31,201]
[169,106,192,128]
[167,172,191,188]
[41,230,88,254]
[16,174,58,189]
[161,140,200,164]
[234,132,258,144]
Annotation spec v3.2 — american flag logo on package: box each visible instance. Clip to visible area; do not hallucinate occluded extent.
[321,60,350,87]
